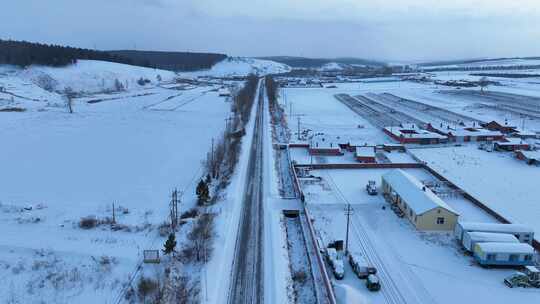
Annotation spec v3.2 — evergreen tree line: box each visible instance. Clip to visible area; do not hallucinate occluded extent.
[0,39,132,67]
[0,39,227,71]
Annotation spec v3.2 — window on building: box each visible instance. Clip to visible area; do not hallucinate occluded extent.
[486,254,496,260]
[525,255,532,261]
[409,210,413,217]
[436,217,445,225]
[437,209,441,214]
[509,254,519,262]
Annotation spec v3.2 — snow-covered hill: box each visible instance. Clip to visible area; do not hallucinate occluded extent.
[183,57,291,77]
[15,60,176,94]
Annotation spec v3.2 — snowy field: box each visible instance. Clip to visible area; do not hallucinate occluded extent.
[301,168,539,304]
[0,63,230,302]
[411,146,540,241]
[281,84,393,144]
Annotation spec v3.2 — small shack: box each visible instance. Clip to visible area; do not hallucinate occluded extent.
[515,150,540,165]
[494,138,530,151]
[382,169,459,231]
[473,242,535,266]
[308,135,343,156]
[355,146,376,163]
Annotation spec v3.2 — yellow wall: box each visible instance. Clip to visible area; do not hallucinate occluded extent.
[415,208,458,231]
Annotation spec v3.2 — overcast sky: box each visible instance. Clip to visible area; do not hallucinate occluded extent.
[2,0,540,62]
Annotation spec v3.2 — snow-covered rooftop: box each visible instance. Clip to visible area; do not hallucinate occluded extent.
[518,150,540,161]
[466,231,519,243]
[475,242,535,254]
[429,122,502,137]
[382,169,458,215]
[355,146,375,158]
[459,222,534,233]
[384,125,447,139]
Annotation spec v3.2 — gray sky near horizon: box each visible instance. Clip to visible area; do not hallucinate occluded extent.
[2,0,540,62]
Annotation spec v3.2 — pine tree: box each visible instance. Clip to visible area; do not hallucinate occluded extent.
[197,181,210,206]
[163,233,176,254]
[196,179,205,196]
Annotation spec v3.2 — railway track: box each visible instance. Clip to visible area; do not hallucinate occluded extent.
[228,80,265,304]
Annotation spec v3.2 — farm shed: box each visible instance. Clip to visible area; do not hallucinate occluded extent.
[383,124,448,145]
[494,137,530,151]
[515,150,540,165]
[381,169,459,231]
[482,120,518,134]
[473,242,535,266]
[462,231,519,252]
[355,146,376,163]
[454,222,534,244]
[308,135,343,156]
[427,122,504,143]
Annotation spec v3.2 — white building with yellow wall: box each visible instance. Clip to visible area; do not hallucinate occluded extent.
[382,169,459,231]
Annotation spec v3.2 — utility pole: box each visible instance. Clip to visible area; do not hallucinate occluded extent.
[112,202,116,225]
[170,189,180,230]
[297,117,301,140]
[289,102,293,118]
[344,204,354,255]
[211,138,215,178]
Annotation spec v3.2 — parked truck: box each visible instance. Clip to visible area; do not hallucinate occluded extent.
[348,251,377,279]
[325,240,345,280]
[326,248,344,280]
[366,180,378,195]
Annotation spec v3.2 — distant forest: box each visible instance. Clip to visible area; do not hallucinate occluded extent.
[0,39,227,71]
[109,50,227,71]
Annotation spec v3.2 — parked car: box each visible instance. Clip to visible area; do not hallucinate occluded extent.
[366,274,381,291]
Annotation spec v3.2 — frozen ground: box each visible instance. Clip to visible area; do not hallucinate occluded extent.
[411,145,540,241]
[301,168,538,304]
[0,78,230,302]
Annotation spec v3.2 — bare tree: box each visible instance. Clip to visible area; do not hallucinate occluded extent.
[187,213,215,262]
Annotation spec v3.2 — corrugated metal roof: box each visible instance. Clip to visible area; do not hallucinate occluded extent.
[382,169,458,215]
